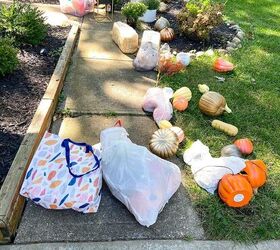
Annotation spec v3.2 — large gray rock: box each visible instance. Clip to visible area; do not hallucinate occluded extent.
[133,30,161,71]
[112,21,139,54]
[154,17,170,31]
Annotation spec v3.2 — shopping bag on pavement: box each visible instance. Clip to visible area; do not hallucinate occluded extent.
[59,0,95,17]
[100,126,181,227]
[20,131,102,213]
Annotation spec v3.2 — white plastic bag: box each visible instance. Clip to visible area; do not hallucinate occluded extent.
[183,140,246,194]
[100,127,181,227]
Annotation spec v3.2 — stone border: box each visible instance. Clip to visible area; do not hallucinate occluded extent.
[0,24,80,243]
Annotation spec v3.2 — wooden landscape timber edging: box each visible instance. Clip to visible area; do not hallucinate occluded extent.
[0,24,80,243]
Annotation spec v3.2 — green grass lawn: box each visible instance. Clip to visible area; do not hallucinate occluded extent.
[160,0,280,242]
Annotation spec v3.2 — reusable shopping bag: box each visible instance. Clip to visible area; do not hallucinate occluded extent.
[100,126,181,227]
[20,131,102,213]
[59,0,95,17]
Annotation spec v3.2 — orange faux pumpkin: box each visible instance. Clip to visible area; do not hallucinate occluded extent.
[213,58,234,73]
[173,96,188,111]
[160,28,175,42]
[218,174,253,208]
[234,138,254,155]
[243,160,267,189]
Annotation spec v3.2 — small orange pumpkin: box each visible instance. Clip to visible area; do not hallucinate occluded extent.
[218,174,253,208]
[173,96,188,111]
[234,138,254,155]
[243,160,267,189]
[160,28,175,42]
[213,58,234,73]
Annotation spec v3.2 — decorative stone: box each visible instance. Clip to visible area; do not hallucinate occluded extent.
[232,37,241,44]
[226,46,235,52]
[112,21,139,54]
[205,49,214,56]
[196,51,204,57]
[217,49,228,54]
[236,31,245,40]
[133,30,161,71]
[230,24,240,30]
[237,44,242,49]
[154,17,170,31]
[159,2,168,13]
[227,41,235,47]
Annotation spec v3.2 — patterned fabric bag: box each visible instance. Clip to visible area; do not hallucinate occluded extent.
[20,131,102,213]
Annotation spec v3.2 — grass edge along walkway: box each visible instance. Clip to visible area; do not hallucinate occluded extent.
[160,0,280,242]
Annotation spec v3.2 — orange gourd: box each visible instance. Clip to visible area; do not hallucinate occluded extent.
[243,160,267,189]
[218,174,253,208]
[234,138,254,155]
[160,28,175,42]
[173,96,188,111]
[213,58,234,73]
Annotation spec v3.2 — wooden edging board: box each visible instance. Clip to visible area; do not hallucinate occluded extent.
[0,24,80,243]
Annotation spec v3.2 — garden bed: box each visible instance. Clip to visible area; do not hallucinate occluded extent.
[0,26,70,186]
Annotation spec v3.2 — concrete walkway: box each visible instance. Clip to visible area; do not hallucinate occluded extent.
[15,12,204,243]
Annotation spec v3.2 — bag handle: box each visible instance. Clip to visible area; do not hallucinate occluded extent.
[61,138,100,178]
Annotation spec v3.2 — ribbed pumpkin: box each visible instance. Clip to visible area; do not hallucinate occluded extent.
[243,160,267,189]
[213,58,234,73]
[234,138,254,155]
[160,28,175,42]
[149,129,179,158]
[173,87,192,101]
[173,96,188,111]
[158,120,173,129]
[218,174,253,208]
[170,126,185,143]
[199,91,232,116]
[221,144,242,157]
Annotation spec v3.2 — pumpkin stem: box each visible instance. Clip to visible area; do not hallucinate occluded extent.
[224,104,232,113]
[253,188,258,195]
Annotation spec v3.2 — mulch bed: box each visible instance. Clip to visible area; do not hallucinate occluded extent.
[0,26,70,185]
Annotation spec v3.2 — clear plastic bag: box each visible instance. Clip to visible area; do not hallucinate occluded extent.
[142,87,173,122]
[59,0,95,17]
[100,127,181,227]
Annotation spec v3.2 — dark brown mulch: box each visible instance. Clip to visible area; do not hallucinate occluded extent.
[0,26,70,185]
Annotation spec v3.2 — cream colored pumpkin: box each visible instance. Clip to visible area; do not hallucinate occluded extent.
[158,120,173,129]
[173,87,192,101]
[149,129,179,158]
[198,84,209,94]
[199,91,232,116]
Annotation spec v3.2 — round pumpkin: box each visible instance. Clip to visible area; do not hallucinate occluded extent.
[234,138,254,155]
[173,96,188,111]
[199,91,232,116]
[218,174,253,208]
[170,126,185,143]
[213,58,234,73]
[158,120,173,129]
[173,87,192,101]
[242,160,267,188]
[149,129,179,158]
[221,144,242,157]
[160,28,175,42]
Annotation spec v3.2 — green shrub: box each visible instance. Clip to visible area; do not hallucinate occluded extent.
[121,2,147,25]
[177,0,223,41]
[0,1,47,46]
[0,38,18,77]
[142,0,160,10]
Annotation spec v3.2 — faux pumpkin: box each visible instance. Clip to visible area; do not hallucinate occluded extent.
[170,126,185,143]
[199,91,232,116]
[234,138,254,155]
[218,174,253,208]
[243,160,267,189]
[160,28,175,42]
[211,120,238,136]
[158,120,173,129]
[173,96,188,111]
[213,58,234,73]
[173,87,192,101]
[221,144,242,157]
[149,129,179,158]
[198,84,209,94]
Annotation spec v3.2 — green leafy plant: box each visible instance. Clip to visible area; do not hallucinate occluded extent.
[142,0,160,10]
[177,0,223,41]
[121,2,147,26]
[0,38,18,77]
[0,1,47,46]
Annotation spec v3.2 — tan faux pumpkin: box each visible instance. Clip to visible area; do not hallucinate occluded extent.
[199,91,232,116]
[149,129,179,158]
[160,28,175,42]
[173,87,192,101]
